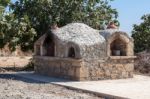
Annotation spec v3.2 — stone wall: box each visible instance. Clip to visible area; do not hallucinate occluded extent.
[81,56,135,80]
[106,32,134,56]
[34,56,135,81]
[34,56,83,80]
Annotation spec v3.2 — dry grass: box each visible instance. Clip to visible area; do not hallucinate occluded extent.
[0,57,32,68]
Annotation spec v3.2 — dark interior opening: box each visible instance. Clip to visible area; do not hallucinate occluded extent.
[43,34,55,56]
[110,38,127,56]
[68,47,75,58]
[36,45,40,55]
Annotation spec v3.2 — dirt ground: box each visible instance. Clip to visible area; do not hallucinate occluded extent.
[0,57,32,68]
[1,55,149,99]
[0,57,102,99]
[0,75,102,99]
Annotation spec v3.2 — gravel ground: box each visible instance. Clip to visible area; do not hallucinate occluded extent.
[0,75,102,99]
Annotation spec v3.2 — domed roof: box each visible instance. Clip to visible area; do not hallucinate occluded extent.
[51,23,105,45]
[100,29,130,39]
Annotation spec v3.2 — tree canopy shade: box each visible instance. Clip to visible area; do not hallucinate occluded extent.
[1,0,118,51]
[132,14,150,53]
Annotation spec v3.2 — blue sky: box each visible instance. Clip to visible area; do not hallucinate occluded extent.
[11,0,150,34]
[110,0,150,34]
[12,0,16,3]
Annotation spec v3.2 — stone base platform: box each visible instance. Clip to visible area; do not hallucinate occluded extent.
[34,56,135,81]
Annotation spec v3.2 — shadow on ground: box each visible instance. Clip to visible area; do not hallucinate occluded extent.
[0,73,44,83]
[0,72,72,84]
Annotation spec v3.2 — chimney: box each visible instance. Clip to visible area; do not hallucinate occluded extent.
[107,22,118,29]
[51,23,58,30]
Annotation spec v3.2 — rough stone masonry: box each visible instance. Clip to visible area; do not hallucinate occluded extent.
[34,23,136,81]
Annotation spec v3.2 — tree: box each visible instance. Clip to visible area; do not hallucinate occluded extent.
[0,0,11,48]
[4,0,118,51]
[8,15,36,51]
[0,0,10,7]
[11,0,118,36]
[0,0,10,18]
[0,0,36,51]
[132,14,150,53]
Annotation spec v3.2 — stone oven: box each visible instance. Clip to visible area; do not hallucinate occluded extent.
[34,23,136,81]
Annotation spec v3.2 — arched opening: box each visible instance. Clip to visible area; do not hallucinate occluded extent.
[110,38,127,56]
[68,47,75,58]
[43,35,55,56]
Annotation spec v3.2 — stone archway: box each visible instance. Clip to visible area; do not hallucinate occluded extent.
[42,35,55,56]
[68,47,75,58]
[110,38,127,56]
[107,32,134,56]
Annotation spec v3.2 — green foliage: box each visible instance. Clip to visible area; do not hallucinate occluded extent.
[0,14,36,51]
[1,0,118,51]
[0,14,12,48]
[0,0,36,51]
[0,0,10,18]
[11,0,118,35]
[0,0,10,7]
[132,14,150,53]
[0,0,11,49]
[9,15,36,51]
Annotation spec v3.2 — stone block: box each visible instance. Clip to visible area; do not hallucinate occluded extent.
[105,70,111,76]
[68,67,75,77]
[72,62,82,67]
[79,67,88,78]
[124,64,134,72]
